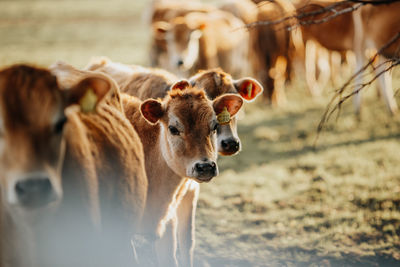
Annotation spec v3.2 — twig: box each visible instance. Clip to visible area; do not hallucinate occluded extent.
[316,32,400,136]
[245,1,364,32]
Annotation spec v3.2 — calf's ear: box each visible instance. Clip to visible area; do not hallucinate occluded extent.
[65,76,111,113]
[170,79,190,91]
[213,94,243,118]
[153,21,171,37]
[234,78,263,102]
[140,99,164,124]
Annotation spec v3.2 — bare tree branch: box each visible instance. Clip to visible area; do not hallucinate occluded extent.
[245,1,364,32]
[349,0,400,5]
[316,32,400,137]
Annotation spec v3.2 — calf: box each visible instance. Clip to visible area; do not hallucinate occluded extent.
[295,0,355,96]
[154,9,250,77]
[219,0,258,24]
[295,0,399,115]
[352,2,400,115]
[87,58,263,156]
[0,64,147,267]
[149,0,216,67]
[250,0,300,105]
[122,81,243,266]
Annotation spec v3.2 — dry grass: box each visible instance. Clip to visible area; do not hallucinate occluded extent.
[1,0,400,266]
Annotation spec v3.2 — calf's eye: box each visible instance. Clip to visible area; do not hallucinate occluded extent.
[212,123,219,133]
[168,125,180,136]
[54,117,68,134]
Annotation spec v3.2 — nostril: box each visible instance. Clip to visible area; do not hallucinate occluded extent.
[231,140,240,149]
[195,162,216,173]
[177,60,184,66]
[221,139,240,151]
[16,179,51,194]
[15,178,54,207]
[221,140,229,149]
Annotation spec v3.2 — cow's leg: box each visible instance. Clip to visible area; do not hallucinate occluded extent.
[330,51,342,88]
[156,217,178,267]
[376,55,398,115]
[352,9,364,117]
[176,183,199,267]
[270,56,287,106]
[305,39,320,96]
[316,46,331,91]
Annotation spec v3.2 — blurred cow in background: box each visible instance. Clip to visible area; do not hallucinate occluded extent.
[295,0,356,96]
[148,0,216,68]
[249,0,302,105]
[153,9,250,78]
[295,0,399,115]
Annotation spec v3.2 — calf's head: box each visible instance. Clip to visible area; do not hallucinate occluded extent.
[0,65,110,212]
[154,14,205,74]
[140,80,243,182]
[190,69,263,155]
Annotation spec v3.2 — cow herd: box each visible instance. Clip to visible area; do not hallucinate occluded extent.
[0,0,399,266]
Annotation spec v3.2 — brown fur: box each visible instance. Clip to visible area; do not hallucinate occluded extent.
[296,0,355,52]
[149,1,216,67]
[86,57,178,100]
[122,83,243,266]
[219,0,258,24]
[122,86,217,266]
[0,64,147,267]
[155,9,249,78]
[250,0,298,105]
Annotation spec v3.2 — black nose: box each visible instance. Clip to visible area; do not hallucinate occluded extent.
[15,178,55,208]
[194,161,217,177]
[221,138,240,153]
[177,60,184,67]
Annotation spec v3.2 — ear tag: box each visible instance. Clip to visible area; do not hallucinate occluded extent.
[79,88,98,113]
[217,107,231,125]
[247,83,253,99]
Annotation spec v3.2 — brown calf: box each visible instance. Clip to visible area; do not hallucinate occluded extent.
[0,64,147,267]
[149,1,216,67]
[295,0,355,96]
[250,0,300,105]
[295,0,399,115]
[154,9,250,78]
[87,58,263,156]
[219,0,258,25]
[122,81,243,266]
[352,2,400,115]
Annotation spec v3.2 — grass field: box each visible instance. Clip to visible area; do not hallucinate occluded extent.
[1,0,400,266]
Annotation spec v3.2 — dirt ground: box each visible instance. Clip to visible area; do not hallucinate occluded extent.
[1,0,400,266]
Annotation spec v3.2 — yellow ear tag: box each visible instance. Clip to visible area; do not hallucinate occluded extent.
[217,107,231,125]
[79,88,98,113]
[247,83,253,99]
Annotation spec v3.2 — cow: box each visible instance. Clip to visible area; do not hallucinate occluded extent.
[122,80,243,266]
[250,0,301,105]
[86,57,263,156]
[148,0,216,67]
[0,64,147,267]
[153,9,250,78]
[294,0,356,96]
[295,0,399,115]
[219,0,258,25]
[352,2,399,116]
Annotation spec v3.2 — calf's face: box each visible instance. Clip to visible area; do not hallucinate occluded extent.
[140,80,243,182]
[0,65,110,213]
[154,17,204,74]
[190,69,263,155]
